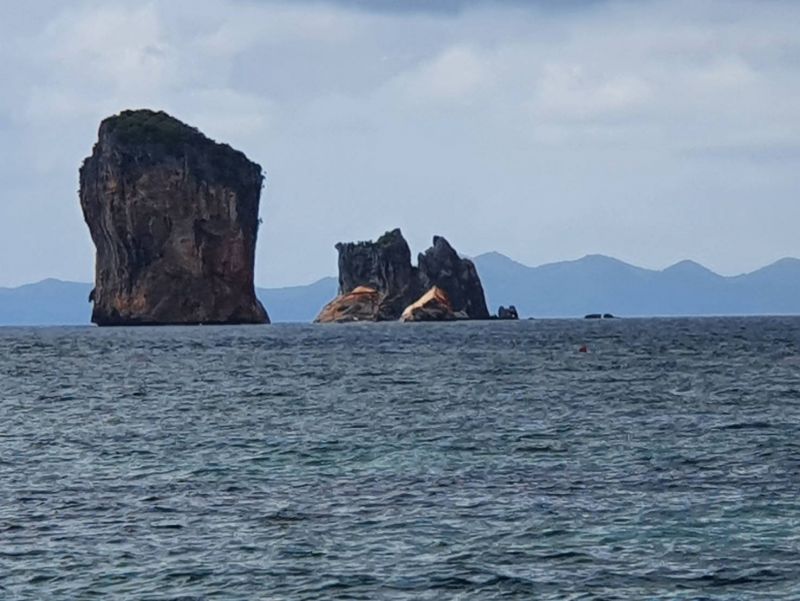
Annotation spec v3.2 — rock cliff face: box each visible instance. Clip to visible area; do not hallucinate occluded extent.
[79,109,269,325]
[417,236,489,319]
[335,229,423,320]
[315,229,488,323]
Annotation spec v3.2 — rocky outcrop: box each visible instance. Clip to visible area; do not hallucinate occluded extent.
[315,229,489,323]
[334,229,422,321]
[400,287,455,322]
[79,109,269,325]
[498,305,519,320]
[418,236,489,319]
[315,286,382,323]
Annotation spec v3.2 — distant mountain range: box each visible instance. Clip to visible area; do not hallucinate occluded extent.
[475,253,800,318]
[2,253,800,325]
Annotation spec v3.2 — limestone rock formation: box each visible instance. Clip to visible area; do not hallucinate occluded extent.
[498,305,519,320]
[315,229,489,323]
[400,286,455,322]
[417,236,490,319]
[334,229,422,321]
[315,286,382,323]
[79,109,269,325]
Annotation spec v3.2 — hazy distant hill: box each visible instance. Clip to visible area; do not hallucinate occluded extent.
[474,253,800,317]
[2,254,800,325]
[0,279,93,326]
[0,278,338,326]
[258,278,337,323]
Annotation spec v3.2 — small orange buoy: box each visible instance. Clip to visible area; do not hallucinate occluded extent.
[578,345,588,353]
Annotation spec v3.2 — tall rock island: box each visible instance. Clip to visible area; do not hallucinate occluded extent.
[315,229,489,323]
[79,109,269,325]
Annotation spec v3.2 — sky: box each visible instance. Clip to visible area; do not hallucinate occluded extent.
[1,0,799,287]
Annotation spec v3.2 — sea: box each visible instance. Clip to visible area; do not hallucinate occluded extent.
[1,317,799,600]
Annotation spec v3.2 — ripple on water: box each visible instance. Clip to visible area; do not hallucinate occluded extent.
[0,318,799,600]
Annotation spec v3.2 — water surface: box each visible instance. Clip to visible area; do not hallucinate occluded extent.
[1,318,799,599]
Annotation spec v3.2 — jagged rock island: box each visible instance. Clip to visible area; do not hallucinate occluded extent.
[497,305,519,320]
[315,229,489,323]
[79,109,269,326]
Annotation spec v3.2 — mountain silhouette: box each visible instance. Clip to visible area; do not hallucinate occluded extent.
[2,255,800,324]
[475,253,800,317]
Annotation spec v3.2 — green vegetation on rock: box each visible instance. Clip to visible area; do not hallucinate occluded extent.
[99,109,261,185]
[104,109,207,149]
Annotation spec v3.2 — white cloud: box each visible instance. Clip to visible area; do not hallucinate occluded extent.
[689,57,758,88]
[40,4,178,95]
[1,0,800,286]
[196,1,360,57]
[387,45,493,105]
[533,63,651,120]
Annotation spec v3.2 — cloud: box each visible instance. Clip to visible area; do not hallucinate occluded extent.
[386,46,493,105]
[40,5,177,96]
[235,0,607,16]
[533,63,651,120]
[198,1,360,56]
[0,0,799,287]
[681,140,800,163]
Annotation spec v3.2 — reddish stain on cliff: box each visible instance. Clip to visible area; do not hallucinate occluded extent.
[315,228,489,323]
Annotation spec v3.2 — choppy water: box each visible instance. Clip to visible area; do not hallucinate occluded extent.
[1,318,800,600]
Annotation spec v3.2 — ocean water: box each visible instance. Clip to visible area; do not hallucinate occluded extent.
[1,318,799,600]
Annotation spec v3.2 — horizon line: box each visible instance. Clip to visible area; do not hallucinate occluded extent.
[4,252,800,291]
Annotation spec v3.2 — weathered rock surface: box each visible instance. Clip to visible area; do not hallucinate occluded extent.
[315,286,382,323]
[79,109,269,325]
[418,236,490,319]
[498,305,519,320]
[400,286,455,322]
[315,229,489,323]
[334,229,422,321]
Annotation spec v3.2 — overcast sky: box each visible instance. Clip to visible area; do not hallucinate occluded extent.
[1,0,798,287]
